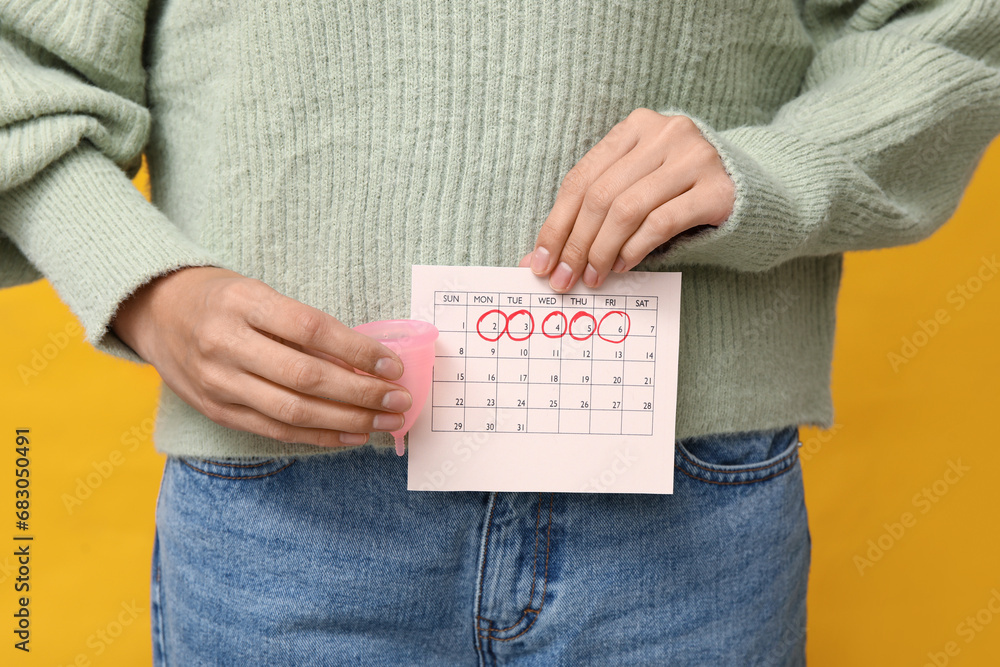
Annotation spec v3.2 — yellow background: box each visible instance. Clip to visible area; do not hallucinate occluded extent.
[2,140,999,665]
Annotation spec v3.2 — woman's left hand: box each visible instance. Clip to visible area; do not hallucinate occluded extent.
[520,108,735,291]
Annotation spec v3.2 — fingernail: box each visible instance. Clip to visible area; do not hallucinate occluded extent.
[583,263,598,287]
[612,257,626,273]
[549,262,573,291]
[373,414,404,431]
[339,432,368,445]
[530,247,550,274]
[375,357,403,380]
[382,389,412,412]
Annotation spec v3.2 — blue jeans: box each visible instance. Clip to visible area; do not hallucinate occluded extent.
[151,426,809,665]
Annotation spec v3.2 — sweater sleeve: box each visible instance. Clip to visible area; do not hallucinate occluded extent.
[644,0,1000,273]
[0,0,231,363]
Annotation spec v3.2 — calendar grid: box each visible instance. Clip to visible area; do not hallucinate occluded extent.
[620,299,626,435]
[431,290,656,436]
[525,300,532,435]
[555,305,563,435]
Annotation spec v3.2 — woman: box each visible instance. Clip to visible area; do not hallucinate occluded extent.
[2,0,998,663]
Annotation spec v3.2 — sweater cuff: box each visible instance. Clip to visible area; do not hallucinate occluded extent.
[0,233,42,288]
[636,113,800,272]
[638,113,898,273]
[0,142,232,363]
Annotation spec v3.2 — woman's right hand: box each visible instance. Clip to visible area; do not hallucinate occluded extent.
[110,266,411,447]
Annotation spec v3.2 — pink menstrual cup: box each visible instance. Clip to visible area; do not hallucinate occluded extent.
[353,319,438,456]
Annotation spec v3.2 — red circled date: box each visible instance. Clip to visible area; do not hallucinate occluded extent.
[474,309,631,343]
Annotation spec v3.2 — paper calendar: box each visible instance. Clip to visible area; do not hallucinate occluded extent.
[408,265,681,494]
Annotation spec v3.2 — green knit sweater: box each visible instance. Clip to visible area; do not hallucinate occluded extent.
[2,0,999,458]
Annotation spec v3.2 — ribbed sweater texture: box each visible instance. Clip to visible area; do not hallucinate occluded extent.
[2,0,999,458]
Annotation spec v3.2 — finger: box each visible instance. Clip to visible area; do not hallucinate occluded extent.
[551,144,684,292]
[233,330,412,414]
[258,330,357,373]
[518,252,533,268]
[584,164,698,287]
[245,293,404,380]
[615,185,724,272]
[226,370,405,434]
[530,119,639,278]
[206,402,372,448]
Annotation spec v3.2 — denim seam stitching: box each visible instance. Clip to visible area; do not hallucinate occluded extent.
[674,460,797,485]
[676,445,798,474]
[179,458,297,479]
[479,493,554,643]
[525,492,543,610]
[196,459,279,468]
[151,530,167,665]
[476,493,545,633]
[475,493,501,647]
